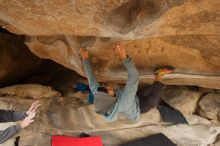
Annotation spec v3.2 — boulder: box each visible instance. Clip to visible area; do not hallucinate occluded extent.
[0,0,218,37]
[0,87,219,146]
[0,1,219,145]
[0,84,61,99]
[161,86,203,115]
[25,35,220,89]
[198,93,220,120]
[0,32,42,87]
[213,134,220,146]
[0,0,219,89]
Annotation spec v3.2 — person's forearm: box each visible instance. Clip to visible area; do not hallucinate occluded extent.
[82,59,99,93]
[0,110,27,122]
[0,124,21,144]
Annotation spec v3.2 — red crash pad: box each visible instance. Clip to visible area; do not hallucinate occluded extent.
[52,136,103,146]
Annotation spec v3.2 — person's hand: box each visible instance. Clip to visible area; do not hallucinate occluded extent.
[20,112,36,128]
[26,101,41,116]
[114,43,127,60]
[80,48,89,60]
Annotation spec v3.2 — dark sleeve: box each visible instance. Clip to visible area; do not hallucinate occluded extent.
[0,124,21,144]
[0,110,27,122]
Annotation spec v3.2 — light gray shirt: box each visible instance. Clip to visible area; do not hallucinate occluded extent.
[83,57,140,122]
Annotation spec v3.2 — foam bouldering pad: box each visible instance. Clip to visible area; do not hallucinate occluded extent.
[52,136,103,146]
[119,133,177,146]
[157,99,188,124]
[157,105,188,124]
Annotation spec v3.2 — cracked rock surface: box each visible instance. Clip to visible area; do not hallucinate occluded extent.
[0,0,219,88]
[0,1,220,146]
[0,83,219,146]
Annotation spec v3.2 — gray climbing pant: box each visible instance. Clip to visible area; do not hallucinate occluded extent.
[137,81,165,113]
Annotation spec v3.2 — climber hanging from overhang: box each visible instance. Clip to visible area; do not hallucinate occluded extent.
[80,43,187,123]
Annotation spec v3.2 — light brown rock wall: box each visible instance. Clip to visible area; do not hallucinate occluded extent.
[0,0,219,88]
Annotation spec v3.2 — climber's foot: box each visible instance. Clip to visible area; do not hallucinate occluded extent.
[155,66,175,81]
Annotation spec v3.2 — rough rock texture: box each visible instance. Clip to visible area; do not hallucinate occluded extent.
[0,84,61,99]
[162,86,203,115]
[212,134,220,146]
[0,32,42,87]
[0,0,219,89]
[0,1,220,145]
[0,85,219,146]
[0,0,219,37]
[198,93,220,120]
[25,35,220,89]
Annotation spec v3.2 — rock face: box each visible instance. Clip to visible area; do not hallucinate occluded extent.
[0,32,42,87]
[0,2,220,145]
[0,0,218,37]
[0,0,219,89]
[161,86,202,115]
[0,84,61,99]
[198,93,220,121]
[0,84,220,146]
[25,35,220,89]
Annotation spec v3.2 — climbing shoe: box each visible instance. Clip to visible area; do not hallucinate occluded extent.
[155,65,175,76]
